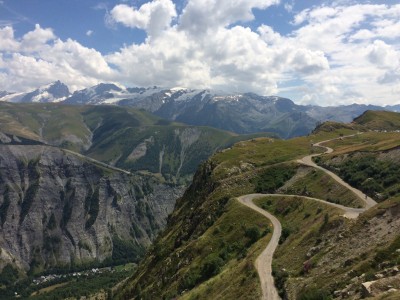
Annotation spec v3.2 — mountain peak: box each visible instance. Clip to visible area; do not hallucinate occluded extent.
[20,80,71,103]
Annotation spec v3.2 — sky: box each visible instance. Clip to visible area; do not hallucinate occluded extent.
[0,0,399,106]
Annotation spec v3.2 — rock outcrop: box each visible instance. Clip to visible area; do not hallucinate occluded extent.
[0,145,183,273]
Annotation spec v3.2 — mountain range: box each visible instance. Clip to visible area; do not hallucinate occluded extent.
[0,98,399,298]
[2,81,399,138]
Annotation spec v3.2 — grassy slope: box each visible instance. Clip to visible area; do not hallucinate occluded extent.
[115,127,366,299]
[353,110,400,131]
[281,168,363,208]
[116,112,400,299]
[0,103,88,146]
[267,195,400,299]
[0,103,272,182]
[317,132,400,201]
[254,196,343,297]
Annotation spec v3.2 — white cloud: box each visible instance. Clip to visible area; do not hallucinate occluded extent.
[258,25,282,45]
[86,30,93,36]
[1,1,400,106]
[110,0,177,37]
[21,24,55,51]
[284,1,294,13]
[0,26,19,51]
[367,40,399,69]
[282,3,400,105]
[289,49,329,75]
[0,24,115,92]
[179,0,279,36]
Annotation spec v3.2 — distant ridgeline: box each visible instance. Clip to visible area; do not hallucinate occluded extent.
[1,81,399,139]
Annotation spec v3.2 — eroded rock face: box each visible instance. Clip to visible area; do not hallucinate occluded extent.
[0,145,183,273]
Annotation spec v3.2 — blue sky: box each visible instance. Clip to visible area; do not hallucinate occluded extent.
[0,0,399,106]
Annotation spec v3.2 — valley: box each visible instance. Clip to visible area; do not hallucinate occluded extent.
[0,103,400,299]
[0,102,271,298]
[2,1,400,299]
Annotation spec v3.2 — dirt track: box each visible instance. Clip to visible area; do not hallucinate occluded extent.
[237,134,378,300]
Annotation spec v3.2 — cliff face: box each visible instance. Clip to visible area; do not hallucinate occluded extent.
[0,145,183,273]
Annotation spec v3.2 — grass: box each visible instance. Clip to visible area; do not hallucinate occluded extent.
[210,127,363,181]
[253,196,343,298]
[116,199,272,300]
[282,168,363,208]
[252,194,400,299]
[254,196,342,272]
[30,282,68,297]
[353,110,400,131]
[323,131,400,154]
[178,199,273,300]
[211,137,313,179]
[310,122,359,140]
[316,146,400,201]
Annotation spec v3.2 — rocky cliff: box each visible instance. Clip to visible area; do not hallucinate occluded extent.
[0,145,183,274]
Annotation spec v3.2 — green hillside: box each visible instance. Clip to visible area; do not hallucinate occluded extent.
[0,103,272,183]
[114,111,400,300]
[353,110,400,131]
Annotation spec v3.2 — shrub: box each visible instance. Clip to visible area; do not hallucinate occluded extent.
[112,235,144,265]
[255,165,296,193]
[0,264,18,285]
[179,268,201,290]
[245,226,261,245]
[279,226,292,244]
[201,253,224,280]
[272,268,288,298]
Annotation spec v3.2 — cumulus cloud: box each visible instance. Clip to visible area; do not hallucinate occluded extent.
[106,0,329,95]
[179,0,279,36]
[281,3,400,105]
[20,24,55,51]
[0,26,19,51]
[367,40,399,68]
[258,25,282,45]
[1,1,400,106]
[110,0,177,37]
[289,49,329,75]
[86,30,93,36]
[0,24,115,92]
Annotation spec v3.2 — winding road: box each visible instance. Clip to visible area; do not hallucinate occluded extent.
[297,136,377,209]
[237,135,378,300]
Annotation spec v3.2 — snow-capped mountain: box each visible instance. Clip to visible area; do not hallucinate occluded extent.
[63,83,166,105]
[1,81,399,138]
[0,81,70,103]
